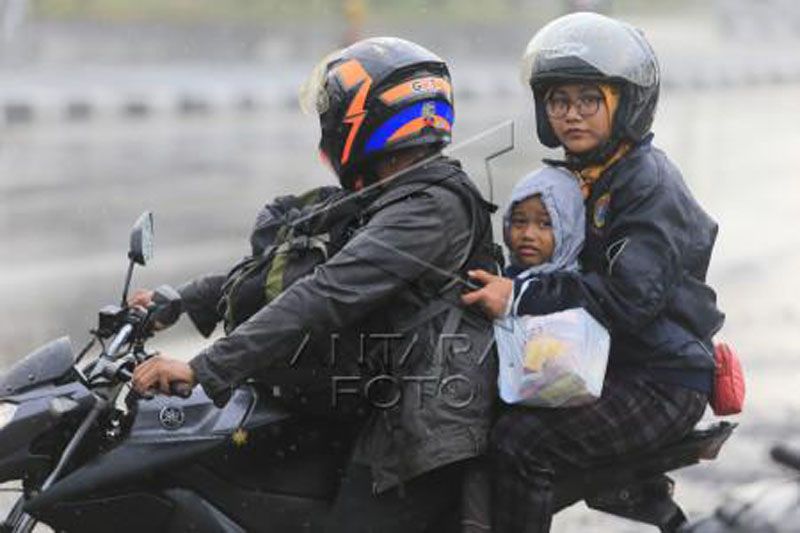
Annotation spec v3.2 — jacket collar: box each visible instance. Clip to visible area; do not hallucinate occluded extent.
[544,133,655,199]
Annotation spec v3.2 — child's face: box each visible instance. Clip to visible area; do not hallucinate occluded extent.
[509,196,555,268]
[545,83,612,154]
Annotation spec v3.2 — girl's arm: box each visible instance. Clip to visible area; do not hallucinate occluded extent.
[514,176,683,330]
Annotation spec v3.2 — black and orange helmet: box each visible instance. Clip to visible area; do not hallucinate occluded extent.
[300,37,454,189]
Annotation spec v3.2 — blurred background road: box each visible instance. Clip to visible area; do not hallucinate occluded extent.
[1,1,800,530]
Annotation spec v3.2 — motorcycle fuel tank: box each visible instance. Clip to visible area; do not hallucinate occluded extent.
[25,385,258,512]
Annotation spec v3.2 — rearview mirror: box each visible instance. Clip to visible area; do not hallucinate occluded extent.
[128,212,154,266]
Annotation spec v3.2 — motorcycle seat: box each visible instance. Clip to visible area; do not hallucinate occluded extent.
[554,420,737,512]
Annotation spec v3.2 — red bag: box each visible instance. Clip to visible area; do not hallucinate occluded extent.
[710,342,745,416]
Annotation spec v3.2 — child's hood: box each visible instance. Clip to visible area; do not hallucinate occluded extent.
[504,166,585,277]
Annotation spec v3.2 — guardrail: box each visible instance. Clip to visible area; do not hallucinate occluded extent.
[3,56,800,126]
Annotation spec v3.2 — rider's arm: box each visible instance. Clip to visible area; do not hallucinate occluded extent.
[189,189,465,406]
[177,273,227,337]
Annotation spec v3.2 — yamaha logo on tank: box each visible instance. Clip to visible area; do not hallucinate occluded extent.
[158,405,186,430]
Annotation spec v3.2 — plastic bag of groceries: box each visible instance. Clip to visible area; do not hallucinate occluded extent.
[494,308,610,407]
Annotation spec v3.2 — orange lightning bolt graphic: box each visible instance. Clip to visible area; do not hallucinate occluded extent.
[335,59,373,165]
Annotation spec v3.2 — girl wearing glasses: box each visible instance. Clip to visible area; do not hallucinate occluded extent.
[462,12,724,532]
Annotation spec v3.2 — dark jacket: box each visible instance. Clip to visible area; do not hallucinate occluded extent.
[514,135,724,391]
[181,156,498,492]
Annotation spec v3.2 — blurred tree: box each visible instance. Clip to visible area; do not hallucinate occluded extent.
[343,0,366,45]
[2,0,28,44]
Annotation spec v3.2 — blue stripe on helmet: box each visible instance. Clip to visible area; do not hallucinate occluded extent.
[364,100,454,154]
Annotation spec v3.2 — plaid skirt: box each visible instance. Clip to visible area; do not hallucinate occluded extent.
[490,373,708,533]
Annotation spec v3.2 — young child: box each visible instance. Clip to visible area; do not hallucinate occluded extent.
[495,166,609,408]
[462,165,609,533]
[463,12,724,533]
[504,166,583,279]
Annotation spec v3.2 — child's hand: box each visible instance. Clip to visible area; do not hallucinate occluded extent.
[461,269,513,319]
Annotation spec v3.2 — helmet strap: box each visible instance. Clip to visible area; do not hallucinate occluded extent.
[564,134,622,171]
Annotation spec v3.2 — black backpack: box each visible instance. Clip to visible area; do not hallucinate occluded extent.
[218,185,362,334]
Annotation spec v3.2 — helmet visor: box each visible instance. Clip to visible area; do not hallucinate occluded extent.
[521,12,659,89]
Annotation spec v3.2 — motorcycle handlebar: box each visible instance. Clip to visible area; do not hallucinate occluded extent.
[170,381,193,398]
[771,444,800,473]
[96,301,192,400]
[147,285,183,330]
[106,323,134,359]
[117,368,192,399]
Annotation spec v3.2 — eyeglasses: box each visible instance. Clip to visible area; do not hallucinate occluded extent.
[544,93,604,119]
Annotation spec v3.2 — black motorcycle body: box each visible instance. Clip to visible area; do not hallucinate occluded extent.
[0,336,354,532]
[681,443,800,532]
[0,335,737,533]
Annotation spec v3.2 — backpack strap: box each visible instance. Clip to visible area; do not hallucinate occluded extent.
[361,166,496,274]
[370,168,497,341]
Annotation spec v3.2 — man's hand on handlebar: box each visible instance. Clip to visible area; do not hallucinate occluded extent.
[132,355,196,398]
[128,288,155,308]
[128,288,165,331]
[128,287,182,331]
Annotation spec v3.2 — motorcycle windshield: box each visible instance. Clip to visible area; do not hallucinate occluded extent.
[0,337,75,397]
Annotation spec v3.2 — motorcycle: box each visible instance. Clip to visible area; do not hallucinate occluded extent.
[0,212,736,532]
[0,212,358,533]
[681,442,800,532]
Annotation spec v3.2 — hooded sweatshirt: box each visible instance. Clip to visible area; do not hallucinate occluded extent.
[503,166,584,285]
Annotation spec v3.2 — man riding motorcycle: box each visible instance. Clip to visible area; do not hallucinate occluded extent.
[131,36,498,532]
